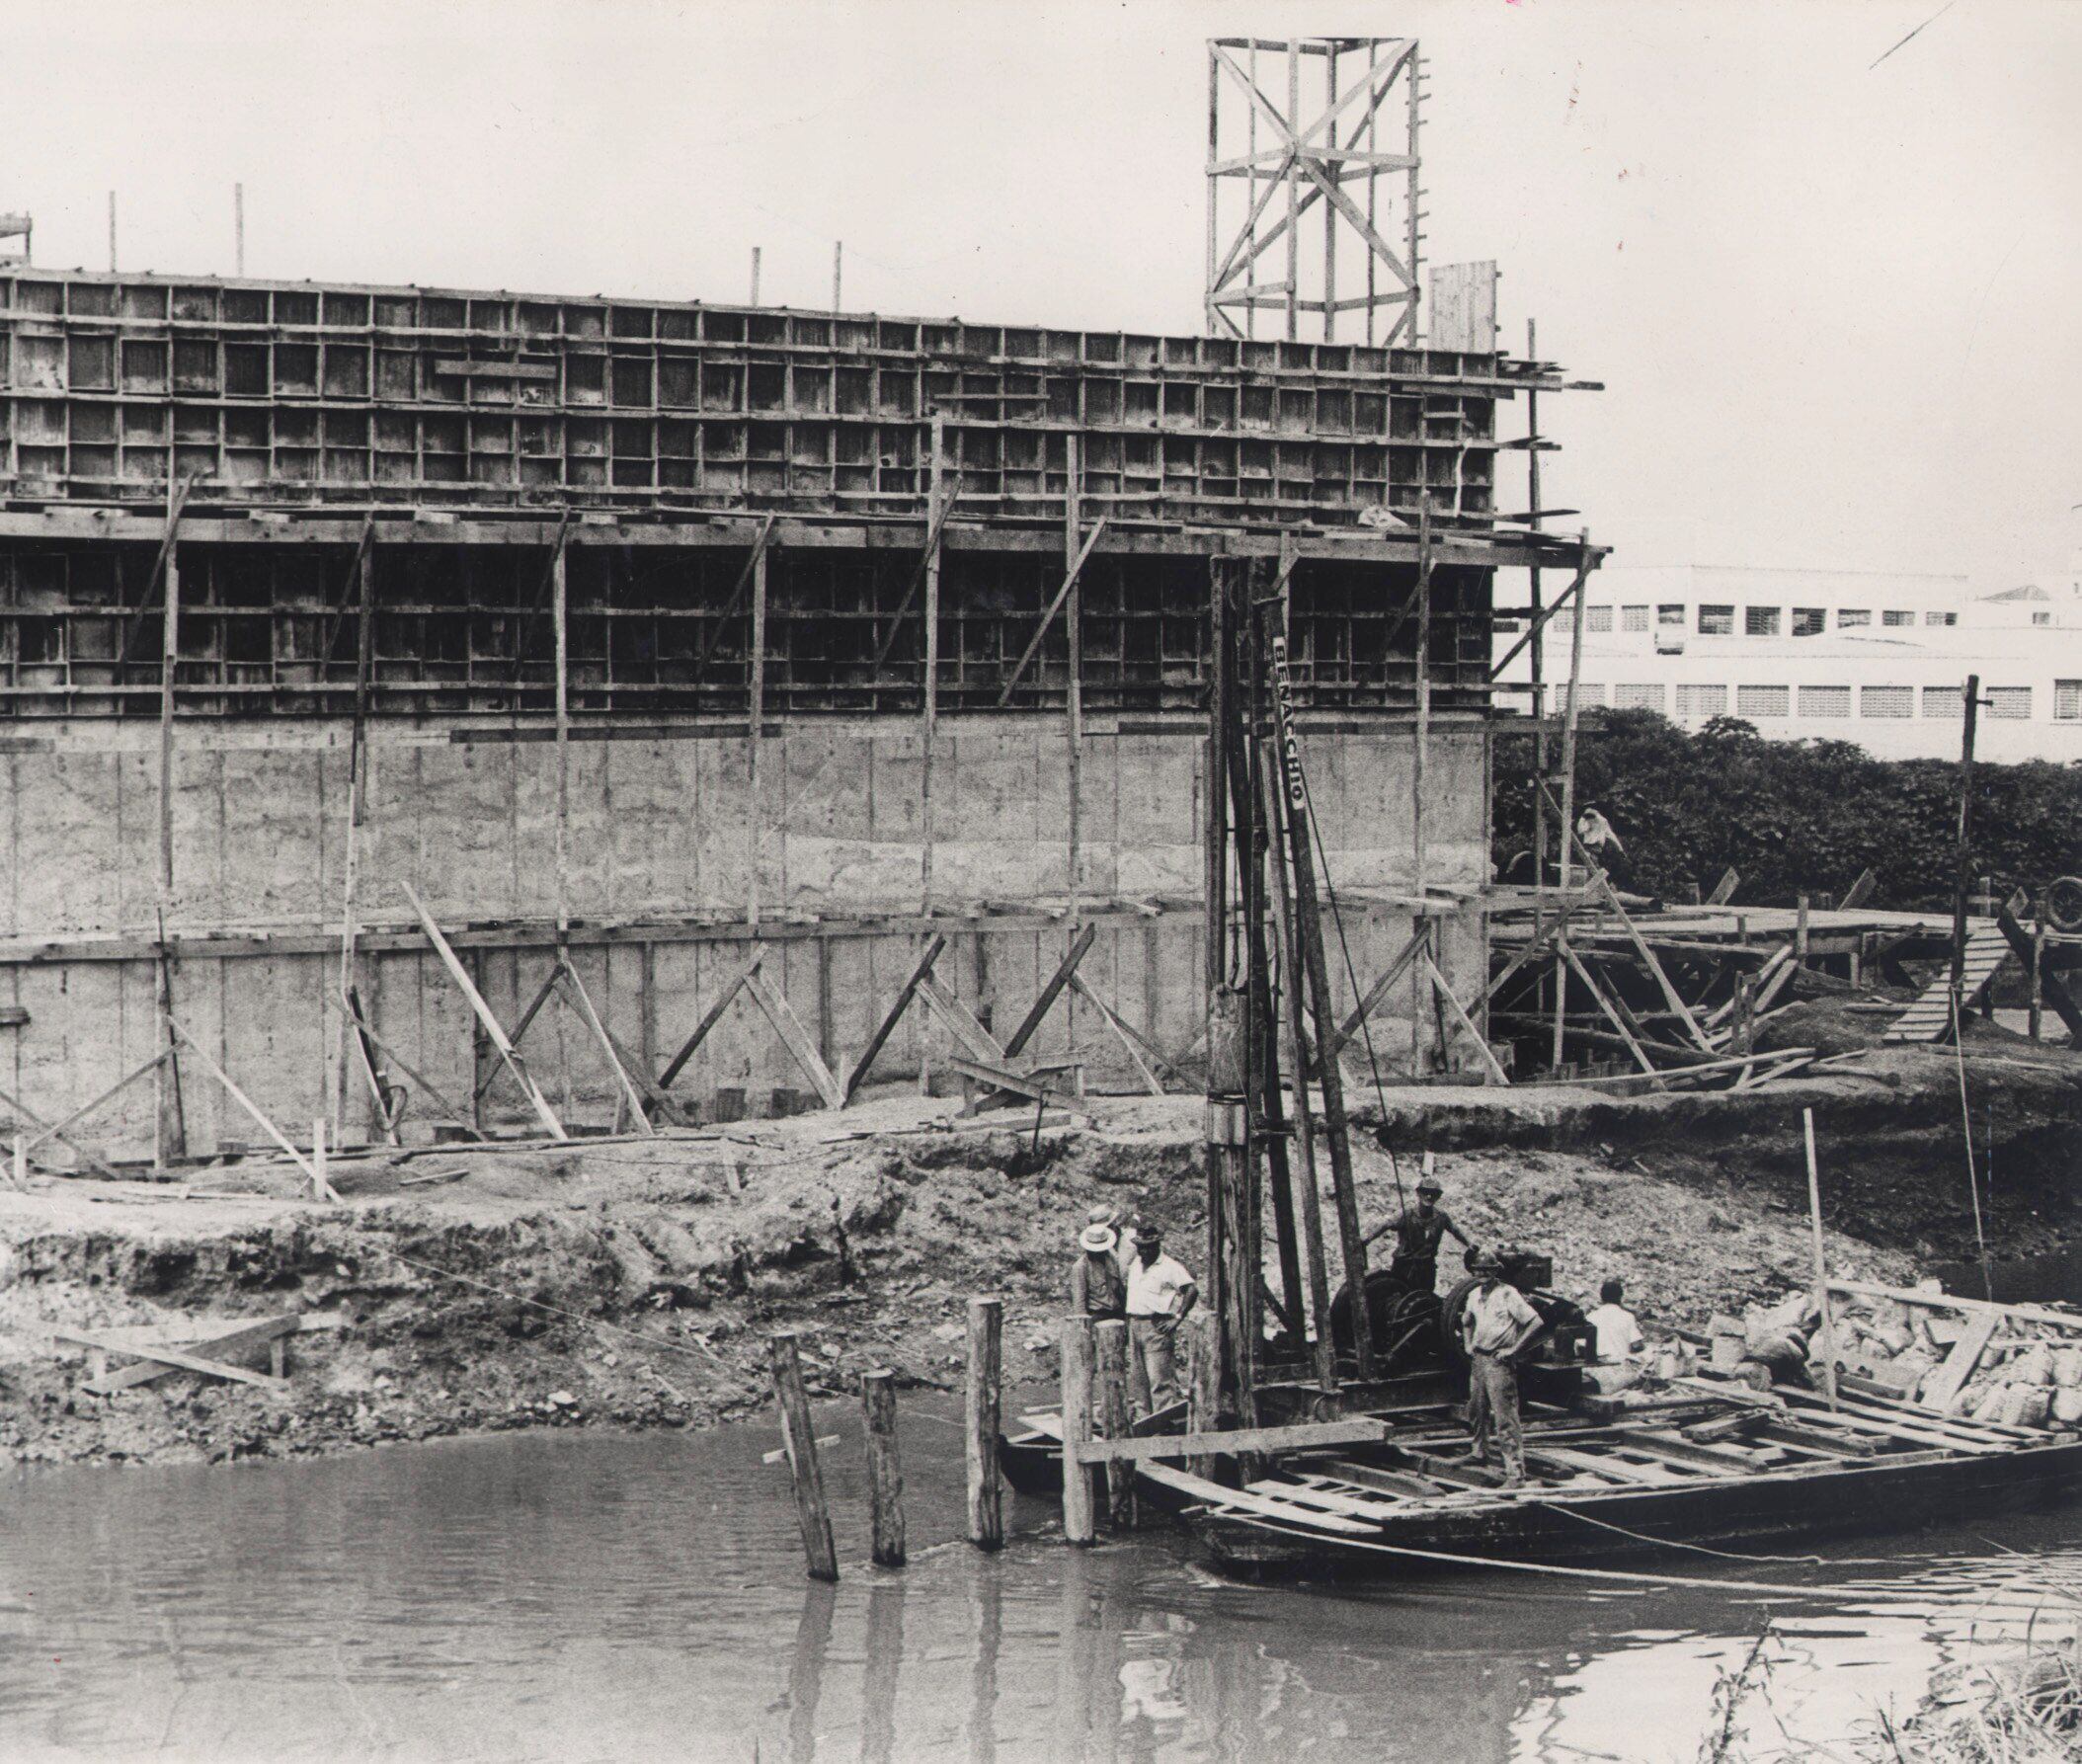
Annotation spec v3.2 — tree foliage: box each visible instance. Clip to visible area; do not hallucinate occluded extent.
[1493,710,2082,911]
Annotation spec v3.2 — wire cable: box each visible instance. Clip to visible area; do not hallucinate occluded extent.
[1951,991,1994,1302]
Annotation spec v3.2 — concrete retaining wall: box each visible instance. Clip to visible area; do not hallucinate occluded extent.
[0,715,1489,1155]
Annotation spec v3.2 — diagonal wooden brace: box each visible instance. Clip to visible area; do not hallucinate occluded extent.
[344,1002,487,1143]
[1001,922,1097,1061]
[743,969,844,1112]
[1325,922,1430,1063]
[167,1017,343,1198]
[996,518,1110,706]
[20,1048,174,1161]
[1422,955,1511,1085]
[842,933,948,1104]
[1556,941,1664,1085]
[1067,973,1166,1095]
[657,949,765,1090]
[555,960,657,1138]
[401,882,566,1140]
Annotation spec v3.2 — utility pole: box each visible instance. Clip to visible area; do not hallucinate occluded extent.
[1948,673,1982,1025]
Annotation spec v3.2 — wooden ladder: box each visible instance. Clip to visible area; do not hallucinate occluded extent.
[1883,925,2010,1043]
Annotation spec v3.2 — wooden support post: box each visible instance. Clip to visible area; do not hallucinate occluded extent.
[1259,764,1337,1392]
[1411,500,1431,905]
[965,1297,1003,1551]
[336,525,381,1142]
[1552,534,1592,1070]
[921,414,943,913]
[1803,1109,1837,1411]
[1066,433,1083,922]
[553,540,570,942]
[769,1332,839,1582]
[1265,623,1373,1377]
[312,1118,330,1204]
[1948,673,1981,1029]
[2030,905,2045,1042]
[10,1136,24,1192]
[1092,1319,1135,1530]
[21,1047,172,1162]
[1796,895,1810,966]
[749,540,769,930]
[1060,1316,1095,1545]
[860,1368,907,1568]
[1185,1312,1222,1481]
[155,517,187,1170]
[1203,556,1229,1364]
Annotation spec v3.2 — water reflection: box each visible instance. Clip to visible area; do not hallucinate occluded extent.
[788,1580,836,1764]
[968,1567,1000,1764]
[0,1404,2079,1762]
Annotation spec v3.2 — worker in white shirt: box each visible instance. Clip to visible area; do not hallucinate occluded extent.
[1585,1277,1645,1363]
[1460,1250,1544,1486]
[1123,1221,1197,1416]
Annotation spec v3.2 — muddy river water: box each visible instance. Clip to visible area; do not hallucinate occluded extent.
[2,1388,2079,1763]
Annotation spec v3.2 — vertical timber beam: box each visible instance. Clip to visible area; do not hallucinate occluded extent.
[154,523,187,1165]
[1066,433,1082,923]
[1284,40,1302,343]
[1410,499,1433,1068]
[749,538,770,931]
[1203,554,1230,1327]
[553,540,571,945]
[921,414,944,914]
[1551,532,1592,1072]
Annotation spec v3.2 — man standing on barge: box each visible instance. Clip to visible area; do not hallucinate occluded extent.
[1461,1250,1543,1487]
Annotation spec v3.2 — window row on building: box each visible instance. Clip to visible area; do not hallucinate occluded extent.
[1549,682,2072,720]
[1582,603,1961,636]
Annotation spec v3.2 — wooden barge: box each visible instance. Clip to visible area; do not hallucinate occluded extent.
[1009,1360,2082,1580]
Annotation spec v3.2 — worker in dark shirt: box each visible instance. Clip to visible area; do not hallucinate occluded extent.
[1378,1171,1477,1297]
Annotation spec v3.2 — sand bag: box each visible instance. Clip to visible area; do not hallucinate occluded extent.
[2051,1388,2082,1425]
[1971,1384,2011,1424]
[2013,1343,2054,1387]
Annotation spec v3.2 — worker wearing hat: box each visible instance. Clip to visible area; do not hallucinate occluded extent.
[1371,1158,1477,1297]
[1070,1217,1126,1322]
[1123,1219,1196,1416]
[1461,1248,1543,1486]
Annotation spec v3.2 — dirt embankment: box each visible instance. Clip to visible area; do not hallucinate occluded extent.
[0,1027,2074,1471]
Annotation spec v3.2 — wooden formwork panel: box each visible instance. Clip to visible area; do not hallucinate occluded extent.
[0,269,1529,529]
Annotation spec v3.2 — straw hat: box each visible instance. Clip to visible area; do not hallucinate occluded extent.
[1079,1223,1118,1254]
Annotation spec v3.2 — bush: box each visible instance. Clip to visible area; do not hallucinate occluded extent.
[1494,709,2082,911]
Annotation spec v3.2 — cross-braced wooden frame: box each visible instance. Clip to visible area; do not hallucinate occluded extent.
[1205,37,1422,345]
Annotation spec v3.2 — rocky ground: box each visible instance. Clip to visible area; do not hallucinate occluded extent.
[0,1013,2074,1470]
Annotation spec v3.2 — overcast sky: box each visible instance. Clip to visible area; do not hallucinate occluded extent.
[11,0,2079,591]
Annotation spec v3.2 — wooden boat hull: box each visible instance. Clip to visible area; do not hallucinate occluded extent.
[1193,1437,2082,1577]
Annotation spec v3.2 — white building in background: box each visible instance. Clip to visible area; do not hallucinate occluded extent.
[1495,564,2082,763]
